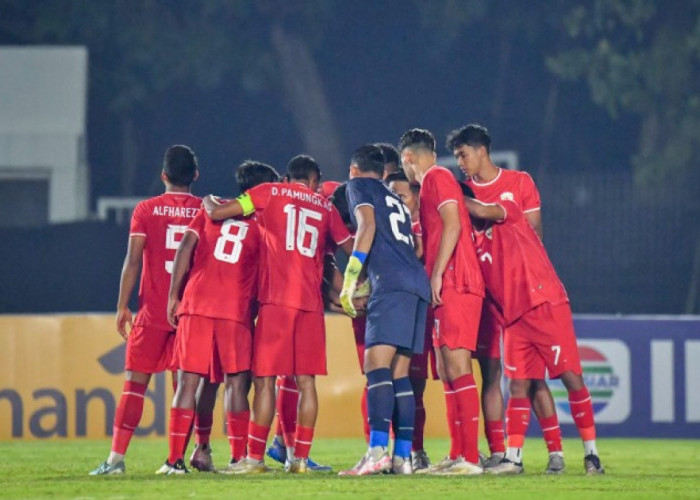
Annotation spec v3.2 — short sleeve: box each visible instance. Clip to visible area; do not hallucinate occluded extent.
[346,179,374,213]
[246,183,273,212]
[129,201,147,237]
[429,169,461,211]
[519,172,541,213]
[497,200,523,225]
[329,205,352,245]
[185,209,206,239]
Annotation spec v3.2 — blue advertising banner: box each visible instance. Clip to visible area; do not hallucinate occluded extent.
[547,315,700,438]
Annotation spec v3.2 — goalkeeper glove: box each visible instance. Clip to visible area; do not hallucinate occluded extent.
[340,251,366,318]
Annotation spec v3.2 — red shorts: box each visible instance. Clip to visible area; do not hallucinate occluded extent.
[253,304,326,376]
[125,324,176,374]
[410,308,438,380]
[175,314,252,381]
[432,289,482,352]
[475,300,504,360]
[503,301,582,380]
[352,317,366,373]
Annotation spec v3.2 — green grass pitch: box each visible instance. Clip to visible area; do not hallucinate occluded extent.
[1,438,698,499]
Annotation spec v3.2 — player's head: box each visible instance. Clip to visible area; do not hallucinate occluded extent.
[162,145,199,187]
[386,171,420,217]
[235,160,280,193]
[397,128,437,183]
[349,144,385,179]
[375,142,401,180]
[329,182,355,232]
[287,154,321,191]
[446,124,492,178]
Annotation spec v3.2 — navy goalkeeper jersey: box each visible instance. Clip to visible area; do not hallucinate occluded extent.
[346,177,430,301]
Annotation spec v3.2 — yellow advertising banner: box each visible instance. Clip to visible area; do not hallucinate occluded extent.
[0,314,481,441]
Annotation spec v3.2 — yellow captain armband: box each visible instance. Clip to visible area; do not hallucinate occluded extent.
[236,192,256,216]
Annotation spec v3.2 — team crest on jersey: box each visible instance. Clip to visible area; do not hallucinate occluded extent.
[500,191,514,202]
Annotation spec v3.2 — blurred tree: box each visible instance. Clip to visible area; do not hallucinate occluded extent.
[547,0,700,190]
[0,0,343,193]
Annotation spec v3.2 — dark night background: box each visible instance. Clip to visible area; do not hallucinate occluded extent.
[1,0,699,314]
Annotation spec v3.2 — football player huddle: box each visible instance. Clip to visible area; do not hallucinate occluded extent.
[90,124,604,478]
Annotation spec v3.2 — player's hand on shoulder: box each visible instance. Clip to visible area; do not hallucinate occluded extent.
[116,308,133,340]
[167,297,180,329]
[202,194,220,216]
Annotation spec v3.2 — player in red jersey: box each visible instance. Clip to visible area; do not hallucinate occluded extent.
[89,146,201,475]
[463,196,604,475]
[447,124,564,473]
[399,129,485,475]
[203,155,353,474]
[387,171,436,471]
[155,161,279,475]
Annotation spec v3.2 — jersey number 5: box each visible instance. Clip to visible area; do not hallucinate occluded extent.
[165,224,189,274]
[214,220,249,264]
[283,204,322,257]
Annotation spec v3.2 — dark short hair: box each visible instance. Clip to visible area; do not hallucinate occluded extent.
[351,144,385,176]
[375,143,400,167]
[287,154,321,182]
[459,181,476,199]
[398,128,436,153]
[236,160,280,192]
[386,171,420,197]
[163,145,198,186]
[329,183,353,229]
[446,124,492,153]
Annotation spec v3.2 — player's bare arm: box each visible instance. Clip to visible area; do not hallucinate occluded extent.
[525,210,543,240]
[116,235,145,340]
[432,201,461,306]
[203,194,245,221]
[166,231,198,328]
[414,233,423,260]
[463,197,506,222]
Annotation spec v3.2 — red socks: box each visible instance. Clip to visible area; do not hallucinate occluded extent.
[226,410,249,461]
[111,381,147,455]
[506,397,531,449]
[539,414,563,452]
[276,377,299,448]
[452,374,480,464]
[247,421,270,461]
[294,426,314,459]
[168,407,194,464]
[443,382,462,460]
[568,387,596,441]
[484,420,506,454]
[412,389,426,452]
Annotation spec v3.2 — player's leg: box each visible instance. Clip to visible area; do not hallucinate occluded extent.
[224,370,251,467]
[275,376,299,460]
[189,379,219,472]
[391,351,415,474]
[91,324,173,475]
[408,376,428,469]
[478,356,506,467]
[529,379,564,474]
[158,370,201,474]
[238,374,276,473]
[439,345,481,474]
[540,302,604,474]
[352,317,370,443]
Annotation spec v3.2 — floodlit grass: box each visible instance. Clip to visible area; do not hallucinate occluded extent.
[1,438,699,499]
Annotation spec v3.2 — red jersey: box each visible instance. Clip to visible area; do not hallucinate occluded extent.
[419,166,484,296]
[247,182,351,312]
[129,192,201,330]
[466,168,540,213]
[473,200,567,325]
[177,208,260,323]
